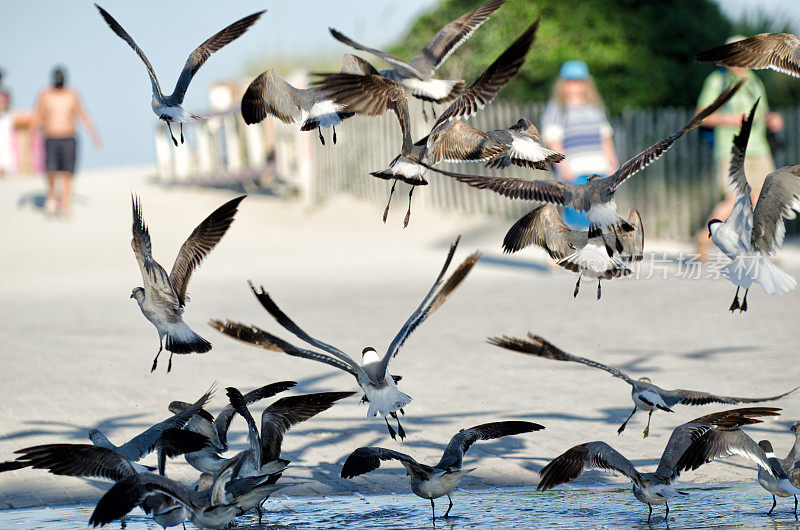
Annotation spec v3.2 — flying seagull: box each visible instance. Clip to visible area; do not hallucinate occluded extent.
[488,334,797,437]
[708,101,800,311]
[317,20,539,226]
[130,194,245,372]
[481,117,565,170]
[241,54,377,145]
[422,80,743,245]
[502,204,643,299]
[210,237,480,440]
[95,4,265,146]
[538,407,786,523]
[341,420,543,520]
[328,0,505,119]
[168,381,297,474]
[696,33,800,78]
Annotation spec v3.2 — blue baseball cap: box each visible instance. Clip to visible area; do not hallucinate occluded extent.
[559,60,589,80]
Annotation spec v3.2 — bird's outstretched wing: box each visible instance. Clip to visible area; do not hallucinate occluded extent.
[341,446,433,479]
[116,385,214,461]
[607,80,744,191]
[226,387,264,470]
[169,10,265,104]
[241,69,306,125]
[209,320,359,377]
[131,195,180,310]
[502,204,578,256]
[329,28,421,79]
[696,33,800,78]
[379,237,480,377]
[659,386,797,408]
[409,0,506,76]
[247,283,364,375]
[488,333,638,385]
[432,19,539,127]
[214,381,297,451]
[169,196,245,307]
[260,392,355,462]
[95,4,163,100]
[436,421,544,470]
[11,444,138,482]
[751,165,800,255]
[426,120,502,164]
[538,441,642,490]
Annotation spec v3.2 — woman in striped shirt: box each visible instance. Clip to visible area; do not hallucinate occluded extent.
[541,60,618,228]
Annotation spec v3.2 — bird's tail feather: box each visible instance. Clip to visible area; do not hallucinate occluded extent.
[166,322,212,354]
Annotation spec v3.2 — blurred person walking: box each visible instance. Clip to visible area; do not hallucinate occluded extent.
[695,36,784,261]
[30,67,101,215]
[0,68,13,176]
[541,60,618,228]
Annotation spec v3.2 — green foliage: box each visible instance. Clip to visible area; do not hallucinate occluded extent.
[389,0,735,112]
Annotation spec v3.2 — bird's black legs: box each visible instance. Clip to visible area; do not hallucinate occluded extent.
[167,351,174,373]
[444,495,453,518]
[182,522,186,530]
[390,411,406,440]
[332,126,337,145]
[179,123,184,144]
[573,274,581,298]
[151,339,163,372]
[383,181,397,223]
[318,126,325,146]
[647,503,652,523]
[430,498,436,521]
[597,279,602,300]
[741,288,749,312]
[431,103,437,120]
[665,501,669,520]
[768,494,776,515]
[257,504,263,524]
[729,286,741,312]
[643,409,654,438]
[794,495,797,516]
[403,187,414,228]
[618,406,637,435]
[385,417,398,440]
[166,122,178,146]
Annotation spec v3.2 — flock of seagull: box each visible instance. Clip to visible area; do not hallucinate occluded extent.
[5,2,800,528]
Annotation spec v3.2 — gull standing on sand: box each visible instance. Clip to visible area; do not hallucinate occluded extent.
[318,21,539,226]
[240,54,377,145]
[341,421,544,520]
[425,81,743,247]
[328,0,505,119]
[696,33,800,78]
[707,101,800,311]
[211,237,480,440]
[95,4,265,146]
[130,195,244,372]
[488,334,797,437]
[501,204,643,299]
[538,408,789,523]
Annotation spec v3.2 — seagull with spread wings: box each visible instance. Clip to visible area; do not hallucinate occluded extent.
[696,33,800,78]
[95,4,264,146]
[538,407,789,523]
[210,237,480,440]
[130,195,245,372]
[240,54,377,145]
[316,20,539,226]
[708,101,800,312]
[502,204,643,299]
[328,0,505,120]
[424,80,743,246]
[488,334,797,438]
[341,421,543,520]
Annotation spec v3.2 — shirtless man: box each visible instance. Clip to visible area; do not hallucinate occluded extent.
[30,67,101,214]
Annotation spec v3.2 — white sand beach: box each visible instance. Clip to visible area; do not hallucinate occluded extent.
[1,166,799,509]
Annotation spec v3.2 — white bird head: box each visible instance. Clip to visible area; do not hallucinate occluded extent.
[707,218,723,238]
[361,347,379,364]
[87,429,108,445]
[637,377,652,383]
[130,287,145,304]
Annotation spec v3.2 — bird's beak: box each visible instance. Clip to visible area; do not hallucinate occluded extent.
[130,293,135,299]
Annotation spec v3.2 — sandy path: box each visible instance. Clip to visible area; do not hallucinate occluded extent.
[1,167,799,509]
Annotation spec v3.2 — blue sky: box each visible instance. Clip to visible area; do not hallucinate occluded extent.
[1,0,797,169]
